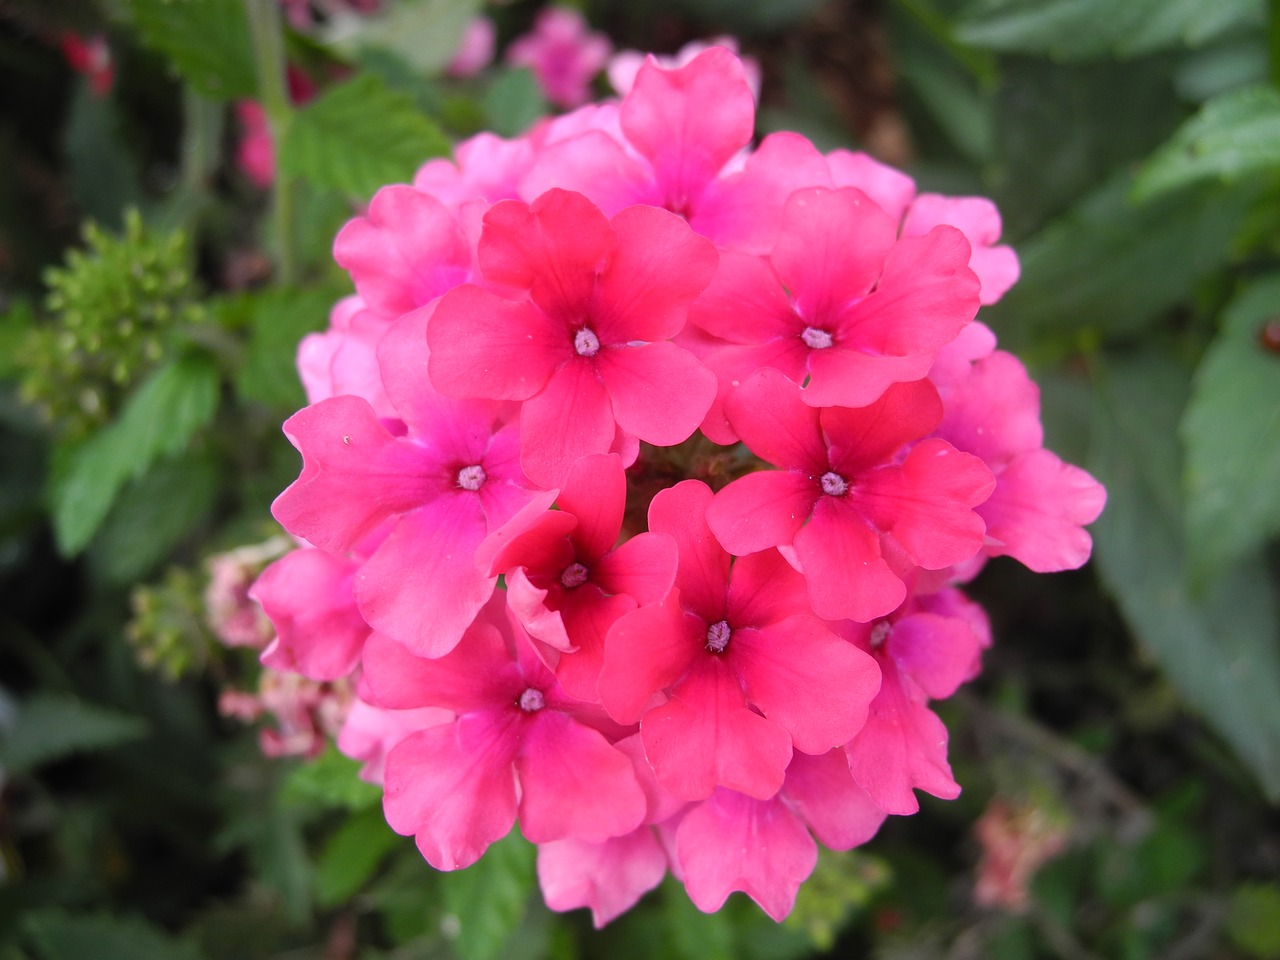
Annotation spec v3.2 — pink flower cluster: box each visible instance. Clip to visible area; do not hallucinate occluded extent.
[256,48,1105,925]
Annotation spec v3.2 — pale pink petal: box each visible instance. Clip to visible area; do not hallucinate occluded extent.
[537,829,668,928]
[337,699,452,785]
[781,750,887,850]
[825,149,917,220]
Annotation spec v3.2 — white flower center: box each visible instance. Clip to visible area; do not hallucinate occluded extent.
[820,471,848,497]
[574,327,601,357]
[518,688,545,712]
[705,619,731,654]
[456,464,487,491]
[801,326,834,350]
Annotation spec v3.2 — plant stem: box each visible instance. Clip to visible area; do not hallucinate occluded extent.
[244,0,297,286]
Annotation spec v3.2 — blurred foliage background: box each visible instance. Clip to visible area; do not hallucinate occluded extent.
[1,0,1279,958]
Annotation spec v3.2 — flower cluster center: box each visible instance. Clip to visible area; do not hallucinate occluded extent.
[456,464,487,491]
[801,326,834,350]
[820,471,848,497]
[574,326,601,358]
[559,562,590,589]
[705,619,732,654]
[518,688,546,712]
[869,620,892,649]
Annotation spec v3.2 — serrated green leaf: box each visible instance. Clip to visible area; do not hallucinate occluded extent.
[1089,353,1280,801]
[279,744,382,810]
[1133,85,1280,202]
[279,72,452,199]
[51,354,220,555]
[322,0,482,74]
[1182,277,1280,581]
[125,0,257,100]
[987,172,1259,354]
[439,828,536,960]
[955,0,1262,60]
[232,287,336,409]
[23,910,206,960]
[0,693,146,775]
[314,805,403,906]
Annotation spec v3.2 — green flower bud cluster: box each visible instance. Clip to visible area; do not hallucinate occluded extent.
[127,566,213,681]
[18,209,207,438]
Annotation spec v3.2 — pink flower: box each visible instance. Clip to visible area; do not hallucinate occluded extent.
[599,480,881,801]
[337,697,452,785]
[366,596,647,869]
[272,307,553,658]
[235,101,275,189]
[428,189,718,487]
[484,453,678,700]
[707,368,996,622]
[608,37,762,99]
[446,16,496,78]
[59,34,114,98]
[506,6,612,109]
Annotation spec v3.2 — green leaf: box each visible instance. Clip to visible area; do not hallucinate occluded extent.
[987,172,1259,354]
[1182,277,1280,581]
[279,72,452,199]
[314,806,403,906]
[1089,353,1280,800]
[0,693,146,775]
[23,910,206,960]
[439,828,536,960]
[1227,883,1280,958]
[89,452,220,583]
[322,0,482,74]
[1133,85,1280,202]
[125,0,257,100]
[482,69,549,139]
[279,744,382,811]
[63,81,143,229]
[955,0,1262,60]
[50,354,220,556]
[233,287,336,409]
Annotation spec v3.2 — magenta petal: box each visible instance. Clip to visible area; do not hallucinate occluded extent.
[480,191,613,319]
[888,611,982,701]
[642,659,792,801]
[382,712,521,870]
[706,470,817,558]
[795,498,904,622]
[845,657,960,814]
[252,548,368,681]
[516,711,647,843]
[724,547,812,626]
[782,750,887,851]
[622,48,755,211]
[361,622,514,712]
[724,367,828,472]
[687,250,797,344]
[428,284,566,400]
[822,379,944,474]
[558,453,625,563]
[599,595,697,724]
[676,789,816,921]
[598,341,716,446]
[861,439,994,570]
[978,449,1106,572]
[519,360,617,488]
[772,187,897,321]
[593,531,679,607]
[732,617,881,754]
[506,566,573,652]
[826,149,917,220]
[648,481,729,619]
[594,203,718,343]
[356,497,494,658]
[555,590,636,702]
[520,130,658,217]
[537,830,668,928]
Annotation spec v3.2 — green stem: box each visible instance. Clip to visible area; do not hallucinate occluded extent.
[1271,0,1280,91]
[244,0,297,286]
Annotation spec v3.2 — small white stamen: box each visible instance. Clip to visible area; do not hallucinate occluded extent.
[574,327,601,357]
[560,562,589,589]
[705,619,731,654]
[518,688,546,712]
[456,464,487,491]
[820,471,848,497]
[870,621,891,649]
[801,326,834,350]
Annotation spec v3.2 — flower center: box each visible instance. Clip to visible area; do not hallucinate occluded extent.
[705,619,731,654]
[559,562,589,589]
[456,464,487,491]
[869,620,891,649]
[820,471,848,497]
[573,326,601,357]
[518,688,545,712]
[801,326,834,350]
